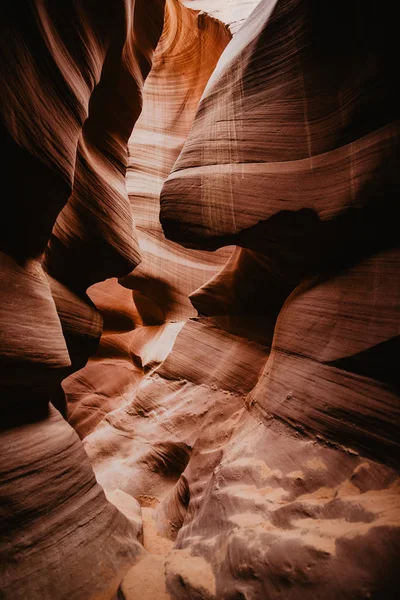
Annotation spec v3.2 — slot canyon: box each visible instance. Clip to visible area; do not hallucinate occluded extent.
[0,1,399,598]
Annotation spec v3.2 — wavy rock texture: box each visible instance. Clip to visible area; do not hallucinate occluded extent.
[0,1,165,598]
[63,0,233,438]
[1,0,399,599]
[156,0,400,597]
[161,0,400,459]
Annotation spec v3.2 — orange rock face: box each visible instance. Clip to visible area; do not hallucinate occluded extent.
[1,0,399,599]
[158,0,400,597]
[62,0,233,439]
[0,1,165,598]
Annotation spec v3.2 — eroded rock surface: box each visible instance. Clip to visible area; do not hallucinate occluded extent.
[1,0,399,599]
[158,0,400,597]
[63,0,233,438]
[0,1,165,598]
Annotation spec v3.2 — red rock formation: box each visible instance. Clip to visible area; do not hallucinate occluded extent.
[1,0,399,598]
[63,0,233,438]
[0,1,165,598]
[157,0,400,597]
[161,0,400,461]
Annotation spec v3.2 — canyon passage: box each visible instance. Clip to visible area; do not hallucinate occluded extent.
[0,1,399,599]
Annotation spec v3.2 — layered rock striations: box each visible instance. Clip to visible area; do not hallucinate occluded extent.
[157,0,400,597]
[0,1,165,598]
[63,0,233,438]
[161,0,400,460]
[1,0,399,599]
